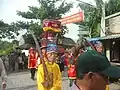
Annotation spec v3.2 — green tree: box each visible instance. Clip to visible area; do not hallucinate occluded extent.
[0,40,13,55]
[0,20,12,39]
[76,0,103,38]
[16,0,73,38]
[105,0,120,16]
[1,0,73,45]
[0,20,21,39]
[17,0,72,21]
[0,21,19,55]
[77,0,120,38]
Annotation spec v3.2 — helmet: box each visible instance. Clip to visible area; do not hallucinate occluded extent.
[94,41,102,47]
[29,47,34,51]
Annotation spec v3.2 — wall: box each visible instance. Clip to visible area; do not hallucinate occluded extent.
[107,15,120,34]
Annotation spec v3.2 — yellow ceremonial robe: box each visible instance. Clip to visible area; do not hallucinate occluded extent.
[37,62,61,90]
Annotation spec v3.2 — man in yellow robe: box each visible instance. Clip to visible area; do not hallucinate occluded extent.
[37,43,61,90]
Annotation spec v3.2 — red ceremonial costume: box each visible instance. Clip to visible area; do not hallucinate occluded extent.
[28,47,38,69]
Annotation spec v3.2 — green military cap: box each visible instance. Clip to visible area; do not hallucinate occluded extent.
[76,50,120,78]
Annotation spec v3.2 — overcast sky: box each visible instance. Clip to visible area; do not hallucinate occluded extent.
[0,0,95,42]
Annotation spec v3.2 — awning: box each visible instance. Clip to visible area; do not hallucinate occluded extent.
[62,37,75,46]
[88,34,120,41]
[19,44,34,50]
[101,34,120,40]
[87,37,102,41]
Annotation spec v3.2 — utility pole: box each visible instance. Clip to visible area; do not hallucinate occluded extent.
[100,2,106,37]
[100,0,110,61]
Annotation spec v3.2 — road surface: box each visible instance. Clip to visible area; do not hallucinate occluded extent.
[6,71,120,90]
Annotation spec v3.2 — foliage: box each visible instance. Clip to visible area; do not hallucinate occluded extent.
[17,0,73,21]
[0,40,13,55]
[105,0,120,16]
[76,0,120,38]
[22,34,35,46]
[0,0,73,41]
[16,0,73,39]
[0,20,24,39]
[15,21,42,37]
[76,0,103,38]
[0,20,15,39]
[0,21,19,55]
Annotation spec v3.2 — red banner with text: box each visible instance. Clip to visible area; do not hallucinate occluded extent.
[58,11,84,25]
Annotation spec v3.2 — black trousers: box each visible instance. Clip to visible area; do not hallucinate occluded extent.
[57,62,64,72]
[18,63,23,70]
[30,68,36,79]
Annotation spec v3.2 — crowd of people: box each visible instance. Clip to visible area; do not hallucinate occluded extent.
[1,40,120,90]
[27,39,120,90]
[1,51,28,73]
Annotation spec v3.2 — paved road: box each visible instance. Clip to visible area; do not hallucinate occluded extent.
[6,71,70,90]
[6,71,120,90]
[6,72,37,90]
